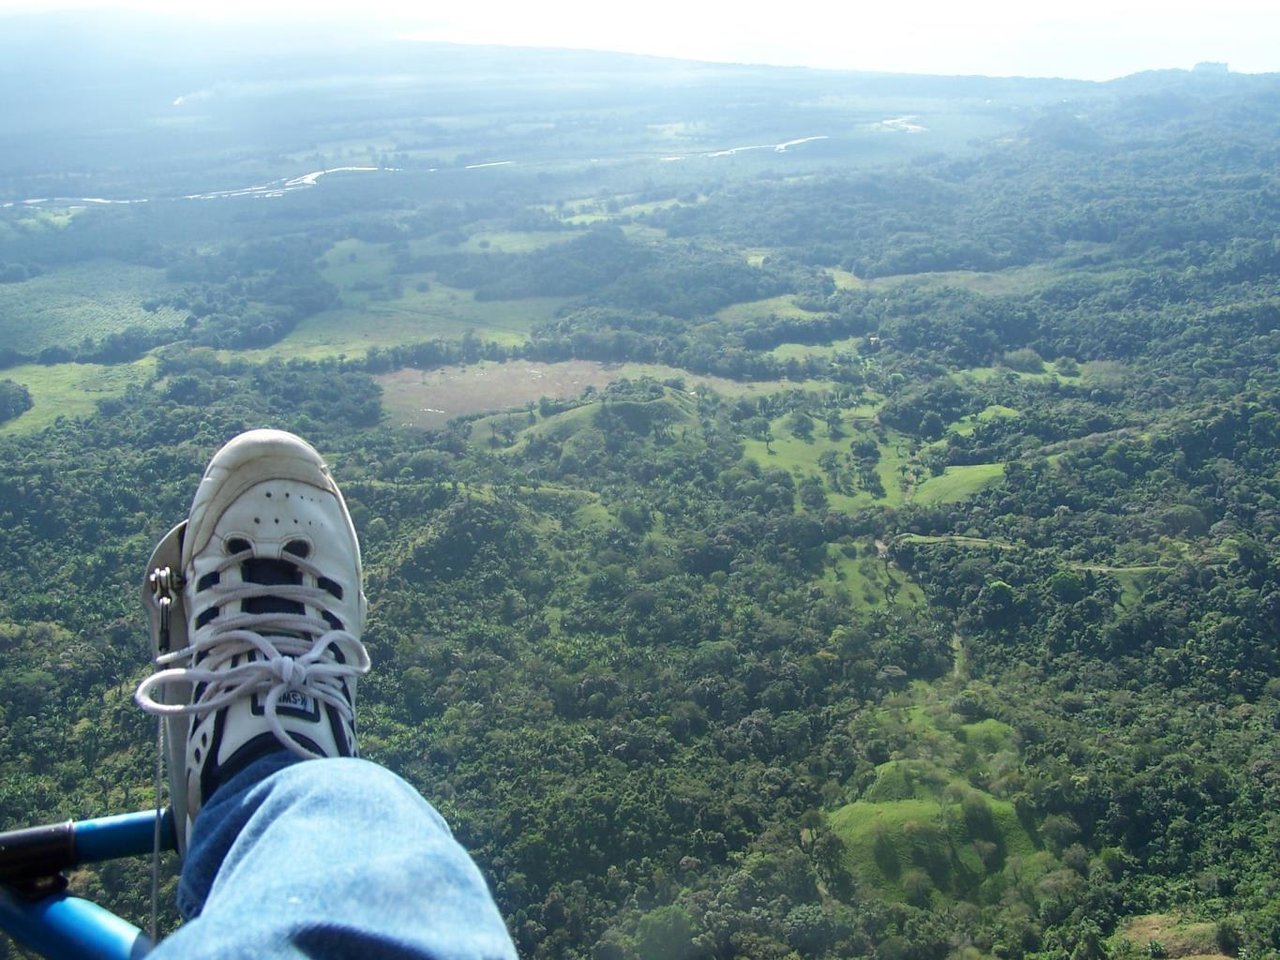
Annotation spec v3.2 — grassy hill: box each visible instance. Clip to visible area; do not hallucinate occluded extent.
[829,696,1042,907]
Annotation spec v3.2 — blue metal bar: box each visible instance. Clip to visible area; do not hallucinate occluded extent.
[0,810,176,885]
[0,810,177,959]
[0,887,153,960]
[74,811,176,864]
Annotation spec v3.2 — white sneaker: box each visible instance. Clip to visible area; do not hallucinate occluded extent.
[136,429,369,853]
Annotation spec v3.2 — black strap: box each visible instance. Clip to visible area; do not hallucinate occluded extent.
[0,821,75,888]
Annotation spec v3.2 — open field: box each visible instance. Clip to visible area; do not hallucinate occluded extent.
[0,357,156,435]
[742,412,998,512]
[866,262,1065,296]
[828,702,1040,905]
[864,243,1118,297]
[377,360,817,430]
[822,541,925,611]
[769,337,861,362]
[829,788,1040,903]
[318,238,396,297]
[957,364,1083,386]
[233,287,566,363]
[743,416,915,509]
[1111,914,1230,960]
[823,694,1048,906]
[913,462,1005,504]
[896,534,1016,550]
[459,231,578,254]
[827,268,862,289]
[715,294,823,324]
[948,403,1020,438]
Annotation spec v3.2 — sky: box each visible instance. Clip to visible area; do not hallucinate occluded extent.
[0,0,1277,81]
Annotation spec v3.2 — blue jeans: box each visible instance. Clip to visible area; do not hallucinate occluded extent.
[149,753,518,959]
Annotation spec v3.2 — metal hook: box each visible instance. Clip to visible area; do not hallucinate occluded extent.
[149,567,179,654]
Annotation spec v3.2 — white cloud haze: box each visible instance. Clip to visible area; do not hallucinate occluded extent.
[0,0,1276,80]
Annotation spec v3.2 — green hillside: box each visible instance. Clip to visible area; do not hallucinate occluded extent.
[829,698,1040,907]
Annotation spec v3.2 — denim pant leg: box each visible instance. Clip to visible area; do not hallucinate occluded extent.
[149,753,517,960]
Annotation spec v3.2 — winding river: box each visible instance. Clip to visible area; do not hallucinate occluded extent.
[2,134,838,209]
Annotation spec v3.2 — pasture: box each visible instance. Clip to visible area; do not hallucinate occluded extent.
[0,357,156,435]
[821,541,925,611]
[715,293,824,325]
[913,462,1004,505]
[237,287,567,363]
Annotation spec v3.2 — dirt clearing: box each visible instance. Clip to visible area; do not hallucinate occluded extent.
[376,359,803,430]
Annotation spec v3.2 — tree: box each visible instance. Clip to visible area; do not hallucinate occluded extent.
[787,410,815,440]
[0,379,33,423]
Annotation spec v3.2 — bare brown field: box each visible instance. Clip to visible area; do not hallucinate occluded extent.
[376,359,818,429]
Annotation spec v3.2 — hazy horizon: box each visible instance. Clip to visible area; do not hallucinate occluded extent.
[0,1,1276,82]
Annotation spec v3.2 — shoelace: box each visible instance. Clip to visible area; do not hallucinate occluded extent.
[135,553,370,759]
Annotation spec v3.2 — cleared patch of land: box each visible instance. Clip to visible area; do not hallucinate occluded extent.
[957,365,1082,386]
[235,287,566,363]
[864,245,1114,297]
[827,267,862,289]
[822,541,925,611]
[769,337,861,362]
[377,360,809,430]
[318,238,396,301]
[866,262,1063,296]
[827,700,1040,907]
[0,357,156,435]
[945,404,1019,439]
[742,418,911,507]
[1111,914,1229,960]
[913,462,1004,504]
[896,534,1016,550]
[458,231,578,254]
[830,789,1039,904]
[716,294,821,324]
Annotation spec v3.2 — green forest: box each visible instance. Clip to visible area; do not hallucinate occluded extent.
[1,32,1279,960]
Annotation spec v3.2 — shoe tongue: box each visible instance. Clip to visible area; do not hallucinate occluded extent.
[241,557,304,616]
